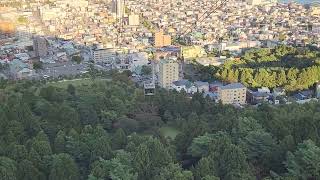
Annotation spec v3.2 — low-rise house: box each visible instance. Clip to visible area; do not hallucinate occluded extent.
[203,92,219,102]
[258,87,271,94]
[247,90,271,104]
[194,81,209,93]
[56,52,68,62]
[9,59,34,79]
[17,67,34,79]
[293,90,314,101]
[115,55,131,72]
[127,52,149,74]
[171,79,197,94]
[15,53,30,62]
[316,82,320,99]
[209,81,223,92]
[273,87,286,97]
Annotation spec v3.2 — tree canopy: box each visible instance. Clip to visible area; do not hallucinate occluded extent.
[0,73,320,179]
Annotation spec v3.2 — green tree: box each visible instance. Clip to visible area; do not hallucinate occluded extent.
[0,157,17,180]
[89,151,137,180]
[193,157,219,180]
[49,153,79,180]
[277,70,287,86]
[201,175,220,180]
[72,56,82,64]
[67,84,76,96]
[241,130,280,174]
[285,140,320,180]
[8,144,28,162]
[33,62,43,70]
[17,160,43,180]
[54,130,66,153]
[133,137,172,179]
[99,110,117,130]
[141,65,152,76]
[155,163,193,180]
[17,16,28,24]
[112,128,127,150]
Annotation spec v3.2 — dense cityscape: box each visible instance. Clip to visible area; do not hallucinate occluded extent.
[1,0,320,180]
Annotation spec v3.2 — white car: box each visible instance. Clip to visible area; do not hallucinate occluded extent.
[43,75,50,78]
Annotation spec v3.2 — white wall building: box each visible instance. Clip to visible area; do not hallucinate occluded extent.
[112,0,125,20]
[129,14,140,26]
[91,48,117,62]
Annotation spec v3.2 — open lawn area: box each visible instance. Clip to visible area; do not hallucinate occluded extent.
[46,78,111,88]
[159,126,180,139]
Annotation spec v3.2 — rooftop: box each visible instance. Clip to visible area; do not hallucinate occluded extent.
[220,83,246,90]
[173,79,193,87]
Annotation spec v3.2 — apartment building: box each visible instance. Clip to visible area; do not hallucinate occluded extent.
[218,83,247,105]
[158,57,179,88]
[33,36,48,58]
[91,48,117,62]
[129,14,140,26]
[112,0,125,19]
[154,30,171,47]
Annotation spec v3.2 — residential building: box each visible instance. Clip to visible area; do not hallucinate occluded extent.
[246,0,275,5]
[316,82,320,99]
[217,83,246,105]
[310,6,320,16]
[127,52,149,74]
[33,36,48,58]
[247,90,271,104]
[172,79,191,92]
[246,0,262,5]
[154,30,171,47]
[91,48,117,62]
[112,0,125,19]
[312,23,320,34]
[180,46,207,61]
[158,57,179,88]
[0,20,15,34]
[194,81,209,93]
[273,87,286,97]
[171,79,197,93]
[210,81,223,92]
[129,14,140,26]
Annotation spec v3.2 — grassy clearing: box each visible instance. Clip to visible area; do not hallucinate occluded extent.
[46,78,110,88]
[159,126,180,139]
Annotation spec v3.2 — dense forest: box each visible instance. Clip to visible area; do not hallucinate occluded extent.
[195,45,320,91]
[1,72,320,180]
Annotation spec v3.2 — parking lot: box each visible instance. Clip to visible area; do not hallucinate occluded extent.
[35,62,89,79]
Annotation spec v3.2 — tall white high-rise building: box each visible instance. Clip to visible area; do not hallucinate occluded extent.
[112,0,125,19]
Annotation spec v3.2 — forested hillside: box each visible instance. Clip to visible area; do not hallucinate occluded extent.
[0,74,320,180]
[196,45,320,91]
